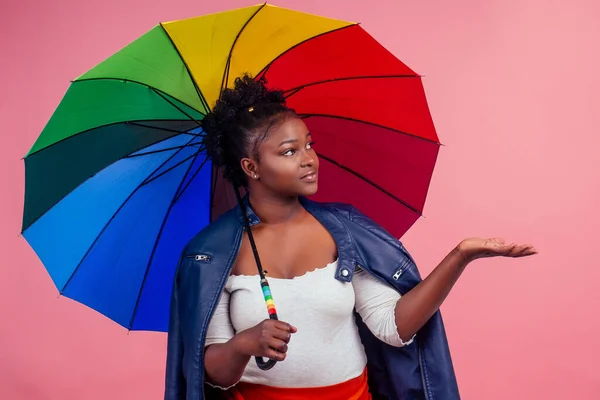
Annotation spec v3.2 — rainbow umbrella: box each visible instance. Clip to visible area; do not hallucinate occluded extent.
[22,4,440,334]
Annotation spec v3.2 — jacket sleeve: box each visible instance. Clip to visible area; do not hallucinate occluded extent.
[164,251,187,400]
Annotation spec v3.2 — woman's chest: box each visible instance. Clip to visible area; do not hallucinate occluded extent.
[234,219,337,279]
[226,262,354,332]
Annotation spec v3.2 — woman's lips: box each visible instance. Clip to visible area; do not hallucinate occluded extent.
[300,171,317,182]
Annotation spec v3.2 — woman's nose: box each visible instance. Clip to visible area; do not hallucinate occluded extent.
[301,150,315,166]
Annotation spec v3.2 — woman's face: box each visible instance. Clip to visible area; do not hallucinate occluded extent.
[245,115,319,198]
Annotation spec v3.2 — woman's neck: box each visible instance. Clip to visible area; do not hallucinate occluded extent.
[247,191,304,225]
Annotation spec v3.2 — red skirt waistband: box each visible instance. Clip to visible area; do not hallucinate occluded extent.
[222,367,371,400]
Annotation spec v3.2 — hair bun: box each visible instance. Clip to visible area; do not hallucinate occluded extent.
[201,74,292,185]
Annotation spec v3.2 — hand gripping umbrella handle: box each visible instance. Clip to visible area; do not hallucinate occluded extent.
[255,278,279,371]
[233,184,280,371]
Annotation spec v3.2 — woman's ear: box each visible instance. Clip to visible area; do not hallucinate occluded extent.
[241,158,260,180]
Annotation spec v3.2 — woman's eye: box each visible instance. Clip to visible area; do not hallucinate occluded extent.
[283,149,295,156]
[306,141,315,150]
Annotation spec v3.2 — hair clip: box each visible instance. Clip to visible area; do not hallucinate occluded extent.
[248,106,255,113]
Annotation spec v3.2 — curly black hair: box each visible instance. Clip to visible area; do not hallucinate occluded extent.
[201,74,296,187]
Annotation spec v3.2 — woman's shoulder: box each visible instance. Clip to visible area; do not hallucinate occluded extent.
[302,198,356,218]
[302,198,375,225]
[305,198,400,245]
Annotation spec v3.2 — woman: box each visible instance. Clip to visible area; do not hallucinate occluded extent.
[164,75,536,400]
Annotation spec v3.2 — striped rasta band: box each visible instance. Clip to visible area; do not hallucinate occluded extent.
[261,278,278,319]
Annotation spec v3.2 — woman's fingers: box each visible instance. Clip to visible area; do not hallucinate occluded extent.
[265,348,287,361]
[490,240,537,256]
[268,338,288,354]
[268,321,297,342]
[272,320,297,333]
[270,327,293,342]
[514,245,538,257]
[504,244,537,257]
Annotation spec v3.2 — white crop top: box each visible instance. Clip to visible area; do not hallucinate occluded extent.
[205,260,414,388]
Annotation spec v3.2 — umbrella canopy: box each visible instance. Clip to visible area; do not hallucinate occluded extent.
[22,4,440,332]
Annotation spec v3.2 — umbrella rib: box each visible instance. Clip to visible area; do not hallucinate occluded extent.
[74,77,206,116]
[173,153,210,203]
[220,3,267,94]
[283,75,419,98]
[26,119,192,158]
[128,148,202,330]
[316,152,422,216]
[300,113,440,145]
[151,88,203,127]
[159,23,211,113]
[209,165,220,222]
[58,135,199,295]
[140,152,199,187]
[257,24,357,80]
[127,121,203,136]
[125,143,202,159]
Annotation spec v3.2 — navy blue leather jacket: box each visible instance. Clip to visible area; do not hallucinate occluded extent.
[164,197,460,400]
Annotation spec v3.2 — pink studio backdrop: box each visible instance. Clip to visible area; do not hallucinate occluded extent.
[1,0,599,398]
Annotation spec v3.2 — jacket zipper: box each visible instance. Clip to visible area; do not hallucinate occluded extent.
[187,254,212,262]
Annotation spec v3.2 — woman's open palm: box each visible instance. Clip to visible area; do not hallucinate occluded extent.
[458,237,537,262]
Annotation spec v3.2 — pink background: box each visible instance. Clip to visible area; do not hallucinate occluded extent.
[1,0,599,398]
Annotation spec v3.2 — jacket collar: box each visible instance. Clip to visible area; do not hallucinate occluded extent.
[234,193,261,227]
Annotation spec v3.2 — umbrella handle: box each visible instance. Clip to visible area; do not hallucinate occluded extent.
[255,356,277,370]
[233,184,280,371]
[255,278,279,371]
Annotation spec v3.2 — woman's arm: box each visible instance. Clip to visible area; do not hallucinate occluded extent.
[205,338,253,388]
[394,238,536,341]
[393,246,467,341]
[353,238,535,345]
[204,290,297,388]
[203,290,249,388]
[353,268,411,347]
[205,323,297,388]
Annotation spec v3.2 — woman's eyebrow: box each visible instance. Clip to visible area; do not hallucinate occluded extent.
[278,132,311,147]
